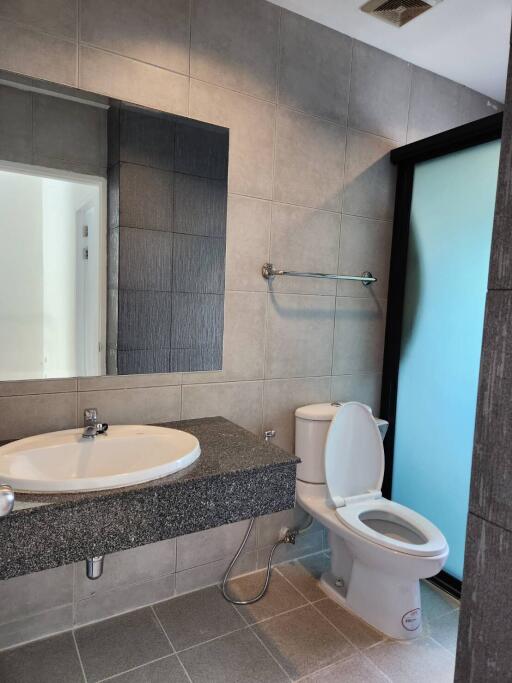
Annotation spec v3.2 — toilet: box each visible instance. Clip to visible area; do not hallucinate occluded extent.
[294,401,448,640]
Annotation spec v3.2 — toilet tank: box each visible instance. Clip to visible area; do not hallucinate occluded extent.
[294,403,389,484]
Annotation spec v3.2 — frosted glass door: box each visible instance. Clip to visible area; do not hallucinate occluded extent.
[392,140,500,580]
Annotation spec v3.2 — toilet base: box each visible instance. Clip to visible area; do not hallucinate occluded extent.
[320,565,423,641]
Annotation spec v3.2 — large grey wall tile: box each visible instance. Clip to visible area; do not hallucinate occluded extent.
[274,107,346,211]
[0,392,77,440]
[81,0,190,75]
[342,129,396,220]
[79,46,189,115]
[407,67,460,143]
[174,121,229,180]
[174,174,227,237]
[331,373,382,415]
[191,0,279,101]
[75,574,175,627]
[270,204,341,295]
[0,19,76,86]
[0,377,76,397]
[182,380,263,434]
[75,539,176,600]
[263,377,331,452]
[34,93,107,173]
[0,564,73,625]
[119,107,174,170]
[0,605,73,651]
[469,290,512,529]
[77,373,182,391]
[172,234,225,294]
[176,519,256,571]
[119,163,173,231]
[332,297,387,374]
[278,10,351,123]
[118,290,172,351]
[78,385,181,424]
[190,79,275,199]
[266,293,335,379]
[349,41,411,143]
[225,195,270,292]
[458,86,501,125]
[175,551,257,595]
[119,227,173,291]
[455,514,512,682]
[0,0,77,40]
[0,84,33,163]
[337,214,392,299]
[184,291,266,384]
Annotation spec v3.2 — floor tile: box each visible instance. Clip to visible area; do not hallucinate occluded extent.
[365,637,455,683]
[74,607,172,682]
[276,554,330,601]
[153,586,245,651]
[301,653,389,682]
[229,570,307,624]
[429,609,459,654]
[179,628,288,683]
[420,581,459,628]
[106,654,189,682]
[252,604,355,680]
[0,632,83,683]
[313,598,385,650]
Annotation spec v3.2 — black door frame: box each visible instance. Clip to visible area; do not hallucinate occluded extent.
[380,112,503,599]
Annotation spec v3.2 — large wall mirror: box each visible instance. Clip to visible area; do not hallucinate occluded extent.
[0,73,229,381]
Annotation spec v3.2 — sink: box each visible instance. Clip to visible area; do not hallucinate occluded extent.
[0,425,200,493]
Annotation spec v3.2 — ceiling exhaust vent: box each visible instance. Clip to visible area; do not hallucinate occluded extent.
[360,0,442,27]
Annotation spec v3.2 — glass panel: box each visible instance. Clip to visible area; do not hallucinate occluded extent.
[392,140,500,580]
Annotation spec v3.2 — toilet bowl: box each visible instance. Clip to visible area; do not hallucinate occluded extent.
[294,401,448,640]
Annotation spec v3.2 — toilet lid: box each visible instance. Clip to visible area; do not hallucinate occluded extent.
[325,402,384,503]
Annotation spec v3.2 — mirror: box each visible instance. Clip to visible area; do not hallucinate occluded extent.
[0,74,229,381]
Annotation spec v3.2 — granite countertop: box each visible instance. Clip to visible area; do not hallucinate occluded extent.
[0,417,299,579]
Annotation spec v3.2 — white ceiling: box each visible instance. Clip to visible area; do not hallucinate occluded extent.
[269,0,512,102]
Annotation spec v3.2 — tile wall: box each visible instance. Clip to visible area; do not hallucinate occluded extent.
[0,0,501,648]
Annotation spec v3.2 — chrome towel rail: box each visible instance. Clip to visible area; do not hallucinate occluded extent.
[262,263,377,286]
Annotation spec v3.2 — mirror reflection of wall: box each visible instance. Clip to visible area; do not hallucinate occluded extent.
[0,77,229,382]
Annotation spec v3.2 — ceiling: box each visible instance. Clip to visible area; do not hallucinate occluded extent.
[269,0,511,102]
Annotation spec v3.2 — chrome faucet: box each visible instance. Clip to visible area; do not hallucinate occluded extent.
[82,408,109,439]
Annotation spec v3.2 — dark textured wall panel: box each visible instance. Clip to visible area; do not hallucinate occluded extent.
[118,290,172,351]
[0,84,33,163]
[119,162,173,231]
[117,349,170,375]
[120,107,174,171]
[119,227,173,292]
[175,121,229,179]
[172,233,225,294]
[469,290,512,530]
[171,292,224,350]
[455,514,512,682]
[174,173,227,237]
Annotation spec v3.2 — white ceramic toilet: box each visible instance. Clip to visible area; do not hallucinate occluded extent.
[294,401,448,640]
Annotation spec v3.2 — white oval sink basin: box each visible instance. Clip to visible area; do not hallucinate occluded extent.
[0,425,200,493]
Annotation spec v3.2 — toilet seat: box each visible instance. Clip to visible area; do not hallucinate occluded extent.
[336,498,448,557]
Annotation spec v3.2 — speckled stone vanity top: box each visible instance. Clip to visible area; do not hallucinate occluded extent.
[0,417,299,580]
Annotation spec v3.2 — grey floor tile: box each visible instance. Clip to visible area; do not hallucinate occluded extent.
[106,654,189,682]
[301,653,389,682]
[313,599,385,650]
[0,632,83,683]
[252,604,355,680]
[420,581,459,628]
[366,637,455,683]
[276,554,330,602]
[230,570,307,624]
[429,609,459,654]
[74,607,172,682]
[179,628,288,683]
[153,586,245,651]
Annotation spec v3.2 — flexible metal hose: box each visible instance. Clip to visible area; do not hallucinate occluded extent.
[221,514,314,605]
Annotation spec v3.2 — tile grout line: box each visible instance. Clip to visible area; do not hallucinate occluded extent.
[72,630,88,683]
[96,653,176,683]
